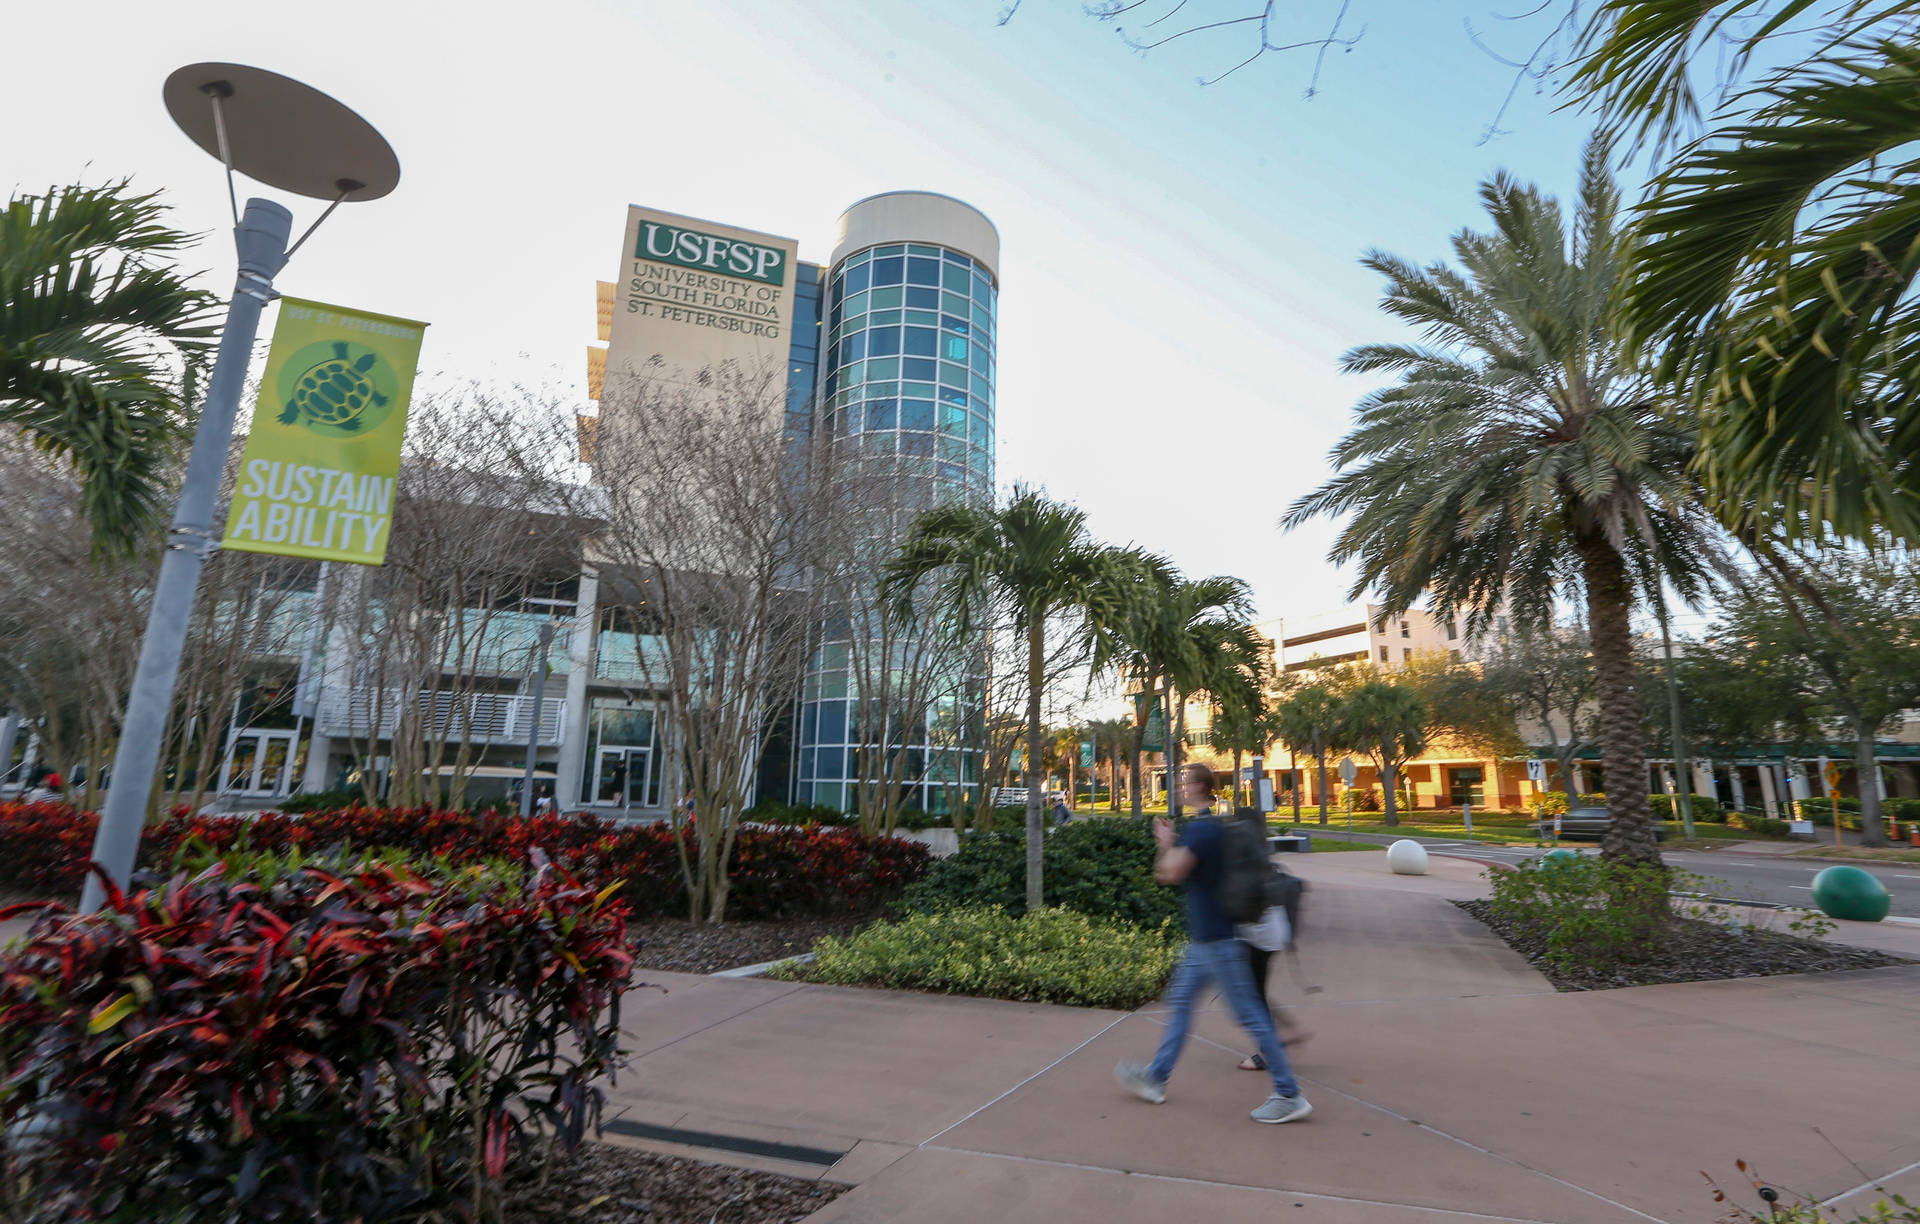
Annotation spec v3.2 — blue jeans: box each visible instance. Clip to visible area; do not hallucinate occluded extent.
[1148,938,1300,1098]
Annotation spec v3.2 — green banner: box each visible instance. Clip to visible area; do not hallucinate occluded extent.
[222,298,427,566]
[1134,693,1166,753]
[1079,741,1094,770]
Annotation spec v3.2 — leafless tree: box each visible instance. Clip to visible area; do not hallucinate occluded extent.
[0,439,311,817]
[329,385,586,809]
[590,361,845,922]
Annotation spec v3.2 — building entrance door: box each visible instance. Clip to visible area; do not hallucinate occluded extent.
[222,729,297,797]
[594,746,653,809]
[1448,766,1485,807]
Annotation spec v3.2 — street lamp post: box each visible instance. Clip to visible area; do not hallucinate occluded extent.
[80,64,398,913]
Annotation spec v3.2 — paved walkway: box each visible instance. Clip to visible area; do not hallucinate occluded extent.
[605,854,1920,1224]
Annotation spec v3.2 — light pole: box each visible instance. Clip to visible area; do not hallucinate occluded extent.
[81,64,398,914]
[518,598,573,819]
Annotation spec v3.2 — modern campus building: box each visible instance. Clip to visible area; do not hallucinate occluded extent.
[169,191,1000,819]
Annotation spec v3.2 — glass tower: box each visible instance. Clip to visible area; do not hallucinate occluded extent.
[794,193,999,813]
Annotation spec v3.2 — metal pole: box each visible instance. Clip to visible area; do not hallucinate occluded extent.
[521,619,556,818]
[81,199,291,914]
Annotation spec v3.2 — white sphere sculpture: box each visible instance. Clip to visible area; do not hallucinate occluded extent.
[1386,839,1429,875]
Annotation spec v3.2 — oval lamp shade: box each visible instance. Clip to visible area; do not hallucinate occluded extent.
[163,62,399,201]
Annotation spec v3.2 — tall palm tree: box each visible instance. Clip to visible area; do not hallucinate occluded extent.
[1099,569,1253,818]
[1188,617,1268,807]
[1,182,218,548]
[1570,3,1920,542]
[882,487,1145,910]
[1087,716,1132,810]
[1284,140,1721,867]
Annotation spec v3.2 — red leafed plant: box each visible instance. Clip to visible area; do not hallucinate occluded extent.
[0,804,931,924]
[0,856,633,1223]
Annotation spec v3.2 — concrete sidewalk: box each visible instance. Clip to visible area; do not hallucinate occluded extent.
[605,852,1920,1224]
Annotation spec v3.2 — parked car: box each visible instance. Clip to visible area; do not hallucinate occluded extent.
[1536,806,1669,841]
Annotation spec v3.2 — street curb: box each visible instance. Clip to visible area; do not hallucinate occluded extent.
[713,951,816,979]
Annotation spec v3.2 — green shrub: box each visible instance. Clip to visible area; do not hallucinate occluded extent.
[988,804,1031,832]
[1883,797,1920,822]
[1534,791,1607,815]
[1488,856,1673,972]
[1728,812,1792,838]
[781,906,1180,1009]
[1649,793,1726,822]
[901,816,1182,931]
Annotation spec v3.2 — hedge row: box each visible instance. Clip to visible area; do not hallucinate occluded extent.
[0,803,931,920]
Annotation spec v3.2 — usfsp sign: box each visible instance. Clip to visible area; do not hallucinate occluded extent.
[635,221,786,286]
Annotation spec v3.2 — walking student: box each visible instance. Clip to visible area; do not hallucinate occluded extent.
[1232,805,1311,1071]
[1115,763,1311,1124]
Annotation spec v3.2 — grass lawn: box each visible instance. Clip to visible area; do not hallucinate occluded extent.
[1792,844,1920,864]
[1287,818,1542,845]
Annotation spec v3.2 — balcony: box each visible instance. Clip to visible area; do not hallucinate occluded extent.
[316,686,565,745]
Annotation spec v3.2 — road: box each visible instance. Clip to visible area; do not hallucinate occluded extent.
[1305,831,1920,918]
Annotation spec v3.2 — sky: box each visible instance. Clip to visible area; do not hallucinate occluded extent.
[7,0,1622,628]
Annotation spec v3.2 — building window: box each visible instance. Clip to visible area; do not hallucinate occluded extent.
[1402,647,1411,661]
[1400,621,1410,638]
[1378,645,1388,662]
[1445,618,1457,641]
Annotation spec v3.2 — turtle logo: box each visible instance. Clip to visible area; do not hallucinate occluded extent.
[276,340,399,437]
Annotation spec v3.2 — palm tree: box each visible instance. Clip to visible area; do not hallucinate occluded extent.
[1332,681,1428,828]
[1101,569,1253,818]
[1189,618,1269,808]
[1273,682,1340,825]
[1284,140,1721,868]
[1,182,218,547]
[882,487,1145,910]
[1086,716,1132,810]
[1570,3,1920,542]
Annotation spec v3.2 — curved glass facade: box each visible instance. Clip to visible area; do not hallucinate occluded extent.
[797,240,997,812]
[823,243,995,499]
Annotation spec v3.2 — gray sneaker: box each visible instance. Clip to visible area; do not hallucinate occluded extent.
[1250,1093,1312,1124]
[1114,1061,1166,1104]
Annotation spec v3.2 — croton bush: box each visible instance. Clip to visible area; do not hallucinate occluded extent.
[0,858,633,1223]
[0,803,930,921]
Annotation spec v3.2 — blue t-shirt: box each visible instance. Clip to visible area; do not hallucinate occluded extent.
[1177,816,1235,942]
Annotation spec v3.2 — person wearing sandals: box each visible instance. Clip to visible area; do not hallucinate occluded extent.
[1114,763,1311,1125]
[1231,805,1311,1072]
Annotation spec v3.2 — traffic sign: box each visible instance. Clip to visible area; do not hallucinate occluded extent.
[1338,757,1357,785]
[1526,758,1547,786]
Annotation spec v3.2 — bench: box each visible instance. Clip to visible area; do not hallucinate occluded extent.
[1267,833,1311,854]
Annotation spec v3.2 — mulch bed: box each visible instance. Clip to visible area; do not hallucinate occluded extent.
[1457,898,1912,991]
[504,1143,847,1222]
[631,916,877,975]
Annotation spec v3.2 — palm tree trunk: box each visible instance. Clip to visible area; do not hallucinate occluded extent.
[1289,746,1301,824]
[1856,728,1888,847]
[1381,751,1399,827]
[1315,734,1329,826]
[1578,533,1661,867]
[1232,746,1244,808]
[1167,683,1184,817]
[1025,615,1045,913]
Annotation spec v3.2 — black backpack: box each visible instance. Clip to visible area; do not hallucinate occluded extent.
[1215,809,1306,930]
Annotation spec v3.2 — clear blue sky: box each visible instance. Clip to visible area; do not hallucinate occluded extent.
[8,0,1605,623]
